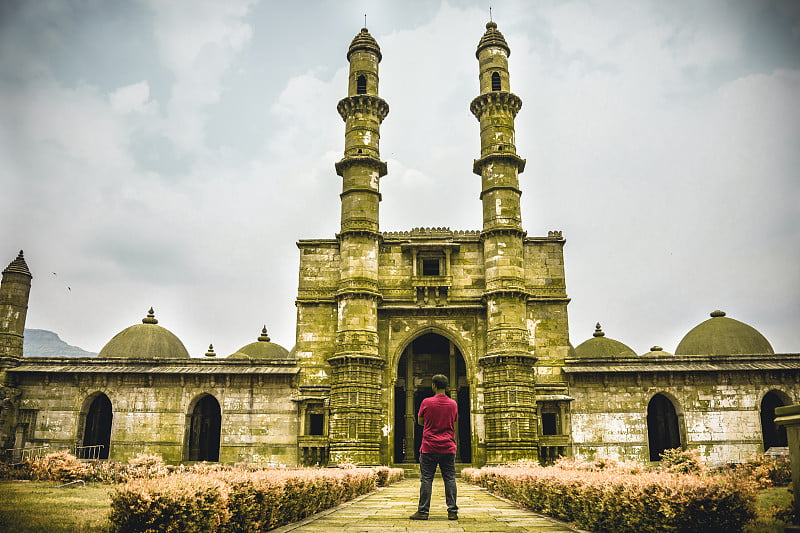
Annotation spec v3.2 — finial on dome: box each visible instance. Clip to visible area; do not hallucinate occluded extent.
[710,310,726,317]
[142,307,158,324]
[593,323,605,337]
[486,21,497,30]
[258,326,271,342]
[651,346,663,352]
[205,344,216,357]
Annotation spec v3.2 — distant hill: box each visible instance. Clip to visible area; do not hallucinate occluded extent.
[23,329,97,357]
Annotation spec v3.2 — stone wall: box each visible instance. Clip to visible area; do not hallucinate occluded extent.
[569,371,800,463]
[12,367,298,464]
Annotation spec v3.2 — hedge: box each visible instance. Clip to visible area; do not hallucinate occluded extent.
[462,466,756,533]
[109,467,403,533]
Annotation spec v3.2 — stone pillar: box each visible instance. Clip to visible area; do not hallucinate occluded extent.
[471,22,537,464]
[404,345,415,459]
[775,404,800,532]
[328,28,389,466]
[0,251,32,450]
[449,341,460,454]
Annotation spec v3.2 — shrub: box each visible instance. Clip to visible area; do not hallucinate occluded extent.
[463,465,757,533]
[30,452,90,482]
[659,448,705,475]
[740,455,792,488]
[108,467,394,532]
[126,454,167,479]
[109,474,230,533]
[373,466,404,486]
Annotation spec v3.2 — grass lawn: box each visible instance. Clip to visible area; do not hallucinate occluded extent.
[0,480,113,533]
[745,485,793,533]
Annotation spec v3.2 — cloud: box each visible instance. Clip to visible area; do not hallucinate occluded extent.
[144,0,256,153]
[109,81,152,114]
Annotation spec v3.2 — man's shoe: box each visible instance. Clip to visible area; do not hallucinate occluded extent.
[448,511,458,520]
[409,512,429,520]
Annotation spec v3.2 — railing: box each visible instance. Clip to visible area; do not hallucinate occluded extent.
[74,445,104,460]
[6,444,104,463]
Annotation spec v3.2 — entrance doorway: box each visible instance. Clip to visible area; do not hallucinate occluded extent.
[761,390,789,451]
[188,395,221,461]
[647,393,682,461]
[394,333,471,463]
[82,393,112,459]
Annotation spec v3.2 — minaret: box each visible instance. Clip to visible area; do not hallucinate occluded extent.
[471,22,538,463]
[0,251,32,363]
[0,251,31,450]
[328,27,388,465]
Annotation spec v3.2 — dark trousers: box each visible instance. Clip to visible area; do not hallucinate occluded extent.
[417,452,458,513]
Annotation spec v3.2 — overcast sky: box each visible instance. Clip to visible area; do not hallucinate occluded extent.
[1,0,798,358]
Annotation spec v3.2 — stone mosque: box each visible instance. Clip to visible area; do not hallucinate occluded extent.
[1,23,798,467]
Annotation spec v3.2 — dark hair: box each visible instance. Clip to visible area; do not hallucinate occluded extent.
[432,374,449,390]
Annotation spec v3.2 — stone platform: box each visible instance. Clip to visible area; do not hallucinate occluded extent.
[272,477,586,532]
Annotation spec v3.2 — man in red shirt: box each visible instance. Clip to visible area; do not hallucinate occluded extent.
[409,374,459,521]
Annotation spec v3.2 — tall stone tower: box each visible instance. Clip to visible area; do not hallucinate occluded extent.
[0,251,32,449]
[328,28,389,465]
[471,22,538,462]
[0,251,32,364]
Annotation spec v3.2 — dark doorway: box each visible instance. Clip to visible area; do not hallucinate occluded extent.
[188,395,221,461]
[761,391,789,450]
[394,333,471,464]
[82,394,112,459]
[647,393,681,461]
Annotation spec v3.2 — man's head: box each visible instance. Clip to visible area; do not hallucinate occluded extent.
[431,374,449,392]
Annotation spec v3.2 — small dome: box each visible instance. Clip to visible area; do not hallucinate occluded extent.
[642,346,674,357]
[347,27,381,62]
[476,21,510,58]
[675,310,774,356]
[98,308,189,359]
[573,323,636,358]
[228,326,291,360]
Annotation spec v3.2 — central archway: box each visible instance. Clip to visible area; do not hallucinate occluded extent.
[394,332,471,464]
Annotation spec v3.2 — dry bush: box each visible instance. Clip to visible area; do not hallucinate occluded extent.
[463,465,756,533]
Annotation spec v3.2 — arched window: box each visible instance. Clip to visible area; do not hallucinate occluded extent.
[647,393,682,461]
[188,395,221,461]
[762,391,789,450]
[82,393,112,459]
[491,72,501,91]
[356,75,367,94]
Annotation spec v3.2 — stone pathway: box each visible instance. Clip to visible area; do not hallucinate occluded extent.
[273,477,586,532]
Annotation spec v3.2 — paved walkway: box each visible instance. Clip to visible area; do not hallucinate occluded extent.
[273,477,586,532]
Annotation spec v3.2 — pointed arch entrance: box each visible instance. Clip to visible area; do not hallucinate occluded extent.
[394,332,471,464]
[81,393,112,459]
[647,393,682,461]
[761,390,790,451]
[187,394,221,461]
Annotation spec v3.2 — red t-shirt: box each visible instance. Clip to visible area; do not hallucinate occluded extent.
[418,393,458,454]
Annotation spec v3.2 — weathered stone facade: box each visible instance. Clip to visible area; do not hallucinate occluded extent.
[0,23,797,468]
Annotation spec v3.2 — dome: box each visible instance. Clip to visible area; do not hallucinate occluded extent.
[228,327,291,360]
[347,27,381,61]
[98,308,189,359]
[642,346,673,357]
[675,310,774,356]
[476,21,510,58]
[573,323,636,358]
